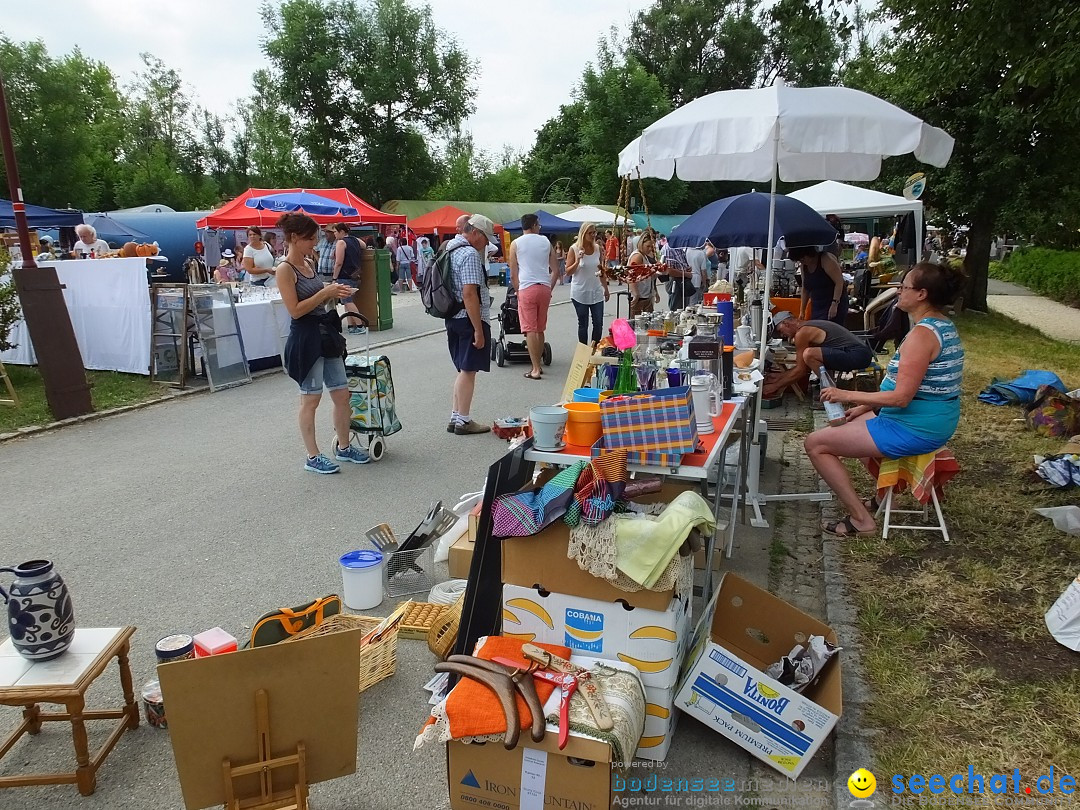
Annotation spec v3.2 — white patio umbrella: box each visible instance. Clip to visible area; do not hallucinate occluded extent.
[558,205,619,225]
[619,80,954,524]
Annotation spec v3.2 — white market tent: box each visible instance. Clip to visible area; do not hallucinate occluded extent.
[559,205,619,225]
[787,180,924,262]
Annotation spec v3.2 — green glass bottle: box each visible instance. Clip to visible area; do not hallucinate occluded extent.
[613,348,638,395]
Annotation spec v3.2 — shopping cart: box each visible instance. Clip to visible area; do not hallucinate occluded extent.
[336,314,402,461]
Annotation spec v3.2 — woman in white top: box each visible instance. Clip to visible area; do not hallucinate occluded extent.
[73,224,110,258]
[565,222,609,346]
[242,226,276,286]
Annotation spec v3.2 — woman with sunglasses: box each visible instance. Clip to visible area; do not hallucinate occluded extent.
[804,261,966,537]
[565,222,609,346]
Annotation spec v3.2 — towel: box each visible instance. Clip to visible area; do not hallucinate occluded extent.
[978,370,1066,406]
[565,451,628,527]
[868,448,960,505]
[415,636,571,749]
[541,657,646,768]
[614,490,716,588]
[491,461,587,537]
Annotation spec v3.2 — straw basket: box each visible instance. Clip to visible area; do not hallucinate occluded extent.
[426,595,465,661]
[283,613,397,692]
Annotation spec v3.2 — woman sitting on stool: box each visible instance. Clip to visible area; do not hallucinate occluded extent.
[804,261,966,537]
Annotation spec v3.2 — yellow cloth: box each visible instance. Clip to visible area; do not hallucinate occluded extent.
[614,490,716,588]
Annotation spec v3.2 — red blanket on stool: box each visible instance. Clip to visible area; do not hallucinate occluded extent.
[868,449,960,505]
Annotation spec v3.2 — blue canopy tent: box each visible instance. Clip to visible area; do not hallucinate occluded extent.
[0,199,83,228]
[85,214,150,244]
[500,209,580,233]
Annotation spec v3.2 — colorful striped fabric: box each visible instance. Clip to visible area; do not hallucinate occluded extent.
[600,386,698,455]
[491,461,587,537]
[868,448,959,505]
[565,450,628,527]
[589,438,683,469]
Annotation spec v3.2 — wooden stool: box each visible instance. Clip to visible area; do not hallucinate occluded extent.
[869,448,959,542]
[0,627,138,796]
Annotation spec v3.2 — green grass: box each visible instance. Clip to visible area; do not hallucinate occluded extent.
[0,365,169,433]
[843,309,1080,781]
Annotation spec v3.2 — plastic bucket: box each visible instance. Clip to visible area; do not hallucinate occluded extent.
[563,402,603,447]
[529,405,568,450]
[340,550,384,610]
[572,388,601,403]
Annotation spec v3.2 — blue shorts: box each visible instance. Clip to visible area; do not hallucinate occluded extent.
[821,343,873,372]
[446,318,491,373]
[299,357,348,395]
[338,276,360,289]
[866,415,945,459]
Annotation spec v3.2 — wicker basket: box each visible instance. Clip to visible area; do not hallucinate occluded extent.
[282,613,398,692]
[426,595,465,661]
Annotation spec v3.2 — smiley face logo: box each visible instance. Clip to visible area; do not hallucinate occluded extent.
[848,768,876,798]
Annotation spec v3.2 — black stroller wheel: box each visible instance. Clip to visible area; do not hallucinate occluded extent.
[542,343,552,366]
[495,341,506,367]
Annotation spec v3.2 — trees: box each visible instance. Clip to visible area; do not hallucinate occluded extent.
[760,0,843,87]
[0,38,124,210]
[260,0,475,203]
[427,134,530,203]
[845,0,1080,310]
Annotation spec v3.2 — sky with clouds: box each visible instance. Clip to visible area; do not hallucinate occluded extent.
[2,0,655,158]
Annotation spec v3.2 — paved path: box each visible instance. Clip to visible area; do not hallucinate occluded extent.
[986,279,1080,343]
[0,285,836,809]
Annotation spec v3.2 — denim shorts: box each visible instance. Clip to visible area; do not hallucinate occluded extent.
[299,357,348,395]
[338,276,360,289]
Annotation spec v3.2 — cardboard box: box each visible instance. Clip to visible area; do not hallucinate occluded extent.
[675,573,842,780]
[500,482,697,612]
[448,733,618,810]
[448,534,474,579]
[467,501,482,544]
[502,584,690,690]
[637,683,679,762]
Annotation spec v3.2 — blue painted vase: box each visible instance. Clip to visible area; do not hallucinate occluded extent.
[1,560,76,661]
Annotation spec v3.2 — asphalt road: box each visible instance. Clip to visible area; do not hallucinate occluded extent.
[0,284,801,809]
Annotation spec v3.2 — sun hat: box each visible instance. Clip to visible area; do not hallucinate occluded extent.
[222,248,235,258]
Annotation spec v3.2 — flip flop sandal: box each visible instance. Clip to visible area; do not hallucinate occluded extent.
[821,516,876,538]
[863,495,880,513]
[523,372,542,380]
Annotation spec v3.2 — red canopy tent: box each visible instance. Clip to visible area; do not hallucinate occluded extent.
[408,204,471,236]
[196,188,406,229]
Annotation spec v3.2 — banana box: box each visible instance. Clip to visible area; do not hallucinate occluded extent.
[674,573,842,780]
[636,683,680,762]
[501,584,690,689]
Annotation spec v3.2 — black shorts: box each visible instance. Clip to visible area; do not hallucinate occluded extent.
[446,318,491,373]
[821,342,873,372]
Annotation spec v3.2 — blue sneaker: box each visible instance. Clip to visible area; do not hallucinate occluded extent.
[334,443,370,464]
[304,453,340,474]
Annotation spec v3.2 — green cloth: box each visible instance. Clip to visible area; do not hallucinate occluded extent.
[614,490,716,588]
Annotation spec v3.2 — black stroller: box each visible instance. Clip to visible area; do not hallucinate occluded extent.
[491,287,552,368]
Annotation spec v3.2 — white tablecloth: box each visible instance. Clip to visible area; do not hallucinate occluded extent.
[1,258,152,375]
[221,298,291,364]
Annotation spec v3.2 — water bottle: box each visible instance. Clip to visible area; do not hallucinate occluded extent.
[818,366,847,426]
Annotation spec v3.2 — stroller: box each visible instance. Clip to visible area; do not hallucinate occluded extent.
[491,287,551,368]
[336,315,402,461]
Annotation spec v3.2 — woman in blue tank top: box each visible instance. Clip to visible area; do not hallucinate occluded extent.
[803,261,967,537]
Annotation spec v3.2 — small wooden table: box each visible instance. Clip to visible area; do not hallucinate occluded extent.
[0,627,138,796]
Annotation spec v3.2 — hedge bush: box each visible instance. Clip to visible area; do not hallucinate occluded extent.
[989,247,1080,306]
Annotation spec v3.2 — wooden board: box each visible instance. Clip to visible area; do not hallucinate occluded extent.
[158,630,361,810]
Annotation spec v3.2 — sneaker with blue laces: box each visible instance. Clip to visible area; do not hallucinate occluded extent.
[334,442,370,464]
[304,453,340,474]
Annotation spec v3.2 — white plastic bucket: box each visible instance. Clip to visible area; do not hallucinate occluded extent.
[339,550,384,610]
[529,405,568,450]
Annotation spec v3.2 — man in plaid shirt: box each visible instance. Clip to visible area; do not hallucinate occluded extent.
[444,214,495,436]
[315,226,336,278]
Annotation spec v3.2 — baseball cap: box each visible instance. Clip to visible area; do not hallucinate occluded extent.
[467,214,498,246]
[772,310,793,326]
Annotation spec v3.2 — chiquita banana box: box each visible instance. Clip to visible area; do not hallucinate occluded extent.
[674,573,842,780]
[500,584,690,689]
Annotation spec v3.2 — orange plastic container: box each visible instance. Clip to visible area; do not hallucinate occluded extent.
[563,401,603,447]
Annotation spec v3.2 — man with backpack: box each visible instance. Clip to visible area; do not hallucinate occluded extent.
[424,213,496,436]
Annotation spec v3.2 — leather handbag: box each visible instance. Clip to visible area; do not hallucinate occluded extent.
[247,594,343,648]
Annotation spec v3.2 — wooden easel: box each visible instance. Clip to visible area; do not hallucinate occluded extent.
[222,690,308,810]
[0,359,17,406]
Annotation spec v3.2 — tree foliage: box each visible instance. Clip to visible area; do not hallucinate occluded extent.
[427,133,529,203]
[843,0,1080,310]
[0,38,124,210]
[260,0,475,203]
